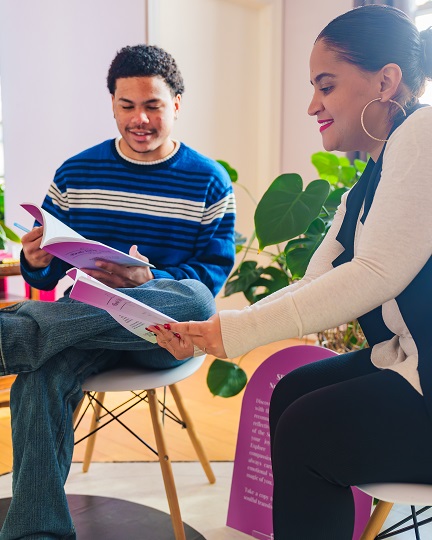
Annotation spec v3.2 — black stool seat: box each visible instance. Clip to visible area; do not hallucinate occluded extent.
[0,494,205,540]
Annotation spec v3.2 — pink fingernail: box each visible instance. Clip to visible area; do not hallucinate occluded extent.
[164,323,171,330]
[174,333,181,339]
[154,325,160,330]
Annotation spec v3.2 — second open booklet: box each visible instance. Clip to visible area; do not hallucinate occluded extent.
[66,268,176,343]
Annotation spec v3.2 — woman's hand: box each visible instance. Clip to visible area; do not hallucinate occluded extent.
[148,314,227,360]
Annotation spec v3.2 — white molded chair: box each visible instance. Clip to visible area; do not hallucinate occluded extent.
[73,354,215,540]
[358,483,432,539]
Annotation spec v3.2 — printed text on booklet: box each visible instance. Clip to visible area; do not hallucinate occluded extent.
[67,268,175,343]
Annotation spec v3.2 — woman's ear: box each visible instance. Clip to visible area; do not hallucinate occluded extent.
[379,63,403,103]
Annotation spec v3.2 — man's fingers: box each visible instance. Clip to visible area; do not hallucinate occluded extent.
[129,245,149,263]
[23,226,43,241]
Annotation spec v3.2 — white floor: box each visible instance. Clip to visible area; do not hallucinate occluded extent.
[0,461,431,539]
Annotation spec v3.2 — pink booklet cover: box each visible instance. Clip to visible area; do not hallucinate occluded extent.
[66,268,175,343]
[21,203,153,270]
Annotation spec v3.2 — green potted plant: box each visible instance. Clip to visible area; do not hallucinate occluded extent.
[207,152,368,398]
[0,181,21,252]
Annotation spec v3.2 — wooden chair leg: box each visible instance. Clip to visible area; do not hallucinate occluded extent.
[360,500,394,540]
[148,388,186,540]
[82,392,106,473]
[169,383,216,484]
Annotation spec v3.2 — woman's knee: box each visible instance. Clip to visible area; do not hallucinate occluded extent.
[270,365,315,429]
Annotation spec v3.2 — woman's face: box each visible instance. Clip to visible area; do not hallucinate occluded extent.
[308,39,391,161]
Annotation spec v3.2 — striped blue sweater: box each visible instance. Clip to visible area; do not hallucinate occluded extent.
[21,139,236,296]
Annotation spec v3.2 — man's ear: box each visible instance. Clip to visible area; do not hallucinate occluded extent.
[174,94,182,117]
[379,63,403,103]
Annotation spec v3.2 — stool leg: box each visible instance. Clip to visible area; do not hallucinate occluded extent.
[411,506,421,540]
[360,500,393,540]
[148,388,186,540]
[82,392,106,473]
[170,383,216,484]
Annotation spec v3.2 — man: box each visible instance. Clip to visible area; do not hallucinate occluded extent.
[0,45,235,539]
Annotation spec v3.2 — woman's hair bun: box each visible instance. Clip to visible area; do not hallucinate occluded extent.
[420,26,432,78]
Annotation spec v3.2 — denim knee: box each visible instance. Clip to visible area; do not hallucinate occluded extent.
[177,279,216,320]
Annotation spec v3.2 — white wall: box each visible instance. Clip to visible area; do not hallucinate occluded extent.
[0,0,146,230]
[0,0,147,295]
[281,0,352,182]
[151,0,283,310]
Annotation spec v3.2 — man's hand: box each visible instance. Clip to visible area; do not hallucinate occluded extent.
[148,314,227,360]
[21,226,54,269]
[82,245,154,288]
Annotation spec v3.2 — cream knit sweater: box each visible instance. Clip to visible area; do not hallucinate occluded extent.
[219,107,432,394]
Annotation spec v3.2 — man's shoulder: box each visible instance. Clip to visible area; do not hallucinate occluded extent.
[178,143,230,184]
[61,139,115,167]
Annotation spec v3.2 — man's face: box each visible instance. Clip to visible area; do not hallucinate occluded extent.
[112,76,181,162]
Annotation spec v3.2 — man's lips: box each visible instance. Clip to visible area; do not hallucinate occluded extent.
[127,129,154,140]
[318,119,334,133]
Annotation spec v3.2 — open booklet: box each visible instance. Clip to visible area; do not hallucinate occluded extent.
[66,268,176,343]
[21,203,154,270]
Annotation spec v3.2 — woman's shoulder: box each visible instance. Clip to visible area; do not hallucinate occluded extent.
[393,105,432,135]
[386,105,432,155]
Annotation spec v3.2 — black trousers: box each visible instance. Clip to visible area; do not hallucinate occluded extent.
[269,348,432,539]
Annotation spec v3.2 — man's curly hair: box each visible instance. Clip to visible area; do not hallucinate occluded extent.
[107,44,185,96]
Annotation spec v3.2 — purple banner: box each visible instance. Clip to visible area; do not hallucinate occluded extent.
[227,345,372,539]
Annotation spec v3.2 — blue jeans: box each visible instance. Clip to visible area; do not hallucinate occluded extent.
[0,279,215,540]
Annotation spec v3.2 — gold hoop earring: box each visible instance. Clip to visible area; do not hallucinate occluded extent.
[360,97,406,142]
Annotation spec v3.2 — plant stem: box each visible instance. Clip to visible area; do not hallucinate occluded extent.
[239,230,257,265]
[235,182,258,207]
[237,350,251,368]
[240,245,278,259]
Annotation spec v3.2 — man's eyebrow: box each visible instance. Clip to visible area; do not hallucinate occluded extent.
[310,73,336,85]
[118,97,161,104]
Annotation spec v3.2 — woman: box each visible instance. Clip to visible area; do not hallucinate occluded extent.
[150,5,432,539]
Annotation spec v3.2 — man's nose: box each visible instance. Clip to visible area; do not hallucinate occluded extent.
[136,111,149,124]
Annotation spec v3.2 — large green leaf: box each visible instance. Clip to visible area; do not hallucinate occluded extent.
[243,266,290,304]
[312,151,363,188]
[0,225,7,251]
[338,156,351,167]
[0,220,21,243]
[207,359,248,397]
[217,160,238,183]
[311,152,340,184]
[339,166,357,186]
[323,187,349,216]
[0,189,4,221]
[254,174,329,251]
[354,159,367,173]
[234,230,247,254]
[285,218,326,278]
[224,260,264,297]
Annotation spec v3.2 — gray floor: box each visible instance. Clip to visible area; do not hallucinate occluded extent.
[0,462,431,539]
